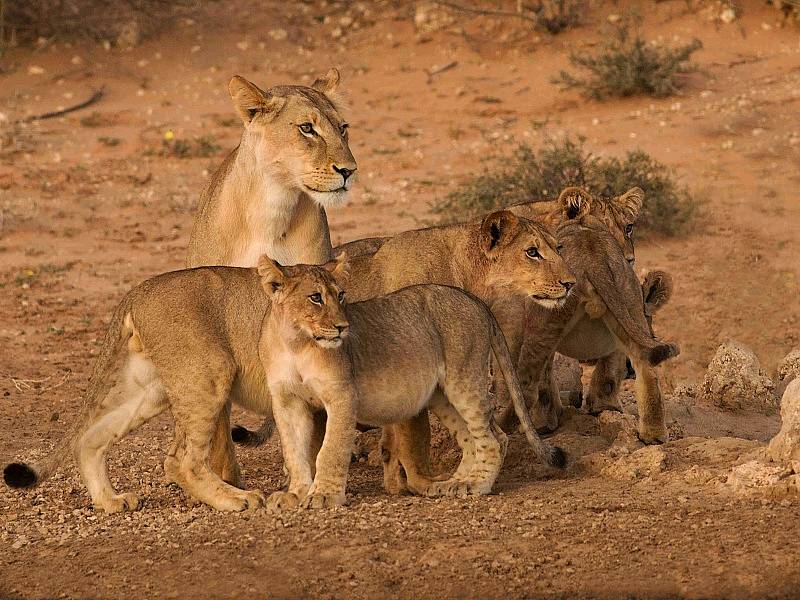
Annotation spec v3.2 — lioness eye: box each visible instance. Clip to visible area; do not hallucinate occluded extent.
[625,224,634,238]
[309,293,323,304]
[299,123,316,135]
[526,247,542,260]
[340,123,349,135]
[338,291,345,302]
[556,245,564,255]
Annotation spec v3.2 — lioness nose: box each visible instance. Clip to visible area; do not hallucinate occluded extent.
[333,165,356,182]
[561,280,575,292]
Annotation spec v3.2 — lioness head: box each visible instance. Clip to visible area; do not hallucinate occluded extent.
[554,186,643,263]
[258,254,349,349]
[477,211,576,308]
[229,69,357,207]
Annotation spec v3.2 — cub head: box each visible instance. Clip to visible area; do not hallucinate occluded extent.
[229,68,357,207]
[553,186,643,264]
[477,210,576,308]
[258,254,349,349]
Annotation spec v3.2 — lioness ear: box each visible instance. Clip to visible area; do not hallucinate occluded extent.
[557,186,592,221]
[229,75,285,125]
[614,187,644,222]
[479,210,519,255]
[641,269,673,316]
[257,255,287,295]
[324,251,349,279]
[312,67,341,94]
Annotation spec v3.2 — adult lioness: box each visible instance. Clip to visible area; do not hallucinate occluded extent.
[259,260,565,509]
[182,68,357,487]
[2,255,563,512]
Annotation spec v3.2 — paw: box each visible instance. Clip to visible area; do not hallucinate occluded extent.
[209,489,265,512]
[637,422,668,445]
[427,478,493,498]
[266,491,301,513]
[584,395,623,416]
[97,492,141,513]
[301,492,346,509]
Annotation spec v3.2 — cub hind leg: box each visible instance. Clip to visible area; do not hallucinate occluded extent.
[76,353,168,513]
[426,385,503,498]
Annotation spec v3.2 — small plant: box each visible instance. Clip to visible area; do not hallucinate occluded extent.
[161,134,221,159]
[431,136,696,237]
[554,16,702,100]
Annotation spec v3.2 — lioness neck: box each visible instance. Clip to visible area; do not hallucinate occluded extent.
[187,146,333,269]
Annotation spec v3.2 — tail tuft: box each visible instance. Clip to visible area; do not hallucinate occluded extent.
[231,425,265,447]
[648,343,680,366]
[4,462,38,489]
[548,446,567,469]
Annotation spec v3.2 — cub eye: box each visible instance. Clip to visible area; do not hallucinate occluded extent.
[309,293,323,305]
[556,245,564,255]
[526,247,542,260]
[299,123,316,136]
[340,123,349,135]
[625,224,634,238]
[338,291,345,302]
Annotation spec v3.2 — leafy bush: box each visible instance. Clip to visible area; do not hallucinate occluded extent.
[431,136,696,236]
[0,0,199,46]
[554,17,702,100]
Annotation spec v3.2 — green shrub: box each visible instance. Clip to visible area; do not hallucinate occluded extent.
[554,17,702,100]
[431,137,696,237]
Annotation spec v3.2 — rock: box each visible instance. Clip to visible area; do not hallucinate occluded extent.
[597,410,640,449]
[413,1,454,33]
[602,445,666,480]
[269,29,288,41]
[699,341,777,413]
[777,349,800,398]
[726,460,799,498]
[768,378,800,474]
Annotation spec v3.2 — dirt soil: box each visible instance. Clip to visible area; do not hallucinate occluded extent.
[1,1,799,598]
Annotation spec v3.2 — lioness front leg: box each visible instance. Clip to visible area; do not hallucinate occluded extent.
[585,351,627,414]
[628,356,667,444]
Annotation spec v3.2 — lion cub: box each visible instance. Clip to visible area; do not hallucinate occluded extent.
[258,258,566,510]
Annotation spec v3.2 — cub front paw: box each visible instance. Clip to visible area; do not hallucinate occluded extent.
[301,492,346,509]
[266,491,301,513]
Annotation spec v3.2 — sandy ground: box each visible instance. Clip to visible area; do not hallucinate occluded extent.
[1,1,799,598]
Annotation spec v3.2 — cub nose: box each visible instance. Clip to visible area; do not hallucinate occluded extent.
[560,280,575,293]
[335,324,349,335]
[333,165,356,183]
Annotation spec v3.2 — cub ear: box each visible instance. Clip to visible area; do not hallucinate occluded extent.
[641,269,673,316]
[479,210,520,256]
[228,75,285,125]
[324,251,349,279]
[257,255,287,295]
[614,187,644,222]
[312,67,341,94]
[557,186,592,221]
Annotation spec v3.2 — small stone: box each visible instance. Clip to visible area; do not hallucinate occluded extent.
[269,29,288,41]
[28,65,45,75]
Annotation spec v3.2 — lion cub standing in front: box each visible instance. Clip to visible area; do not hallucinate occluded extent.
[258,258,565,510]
